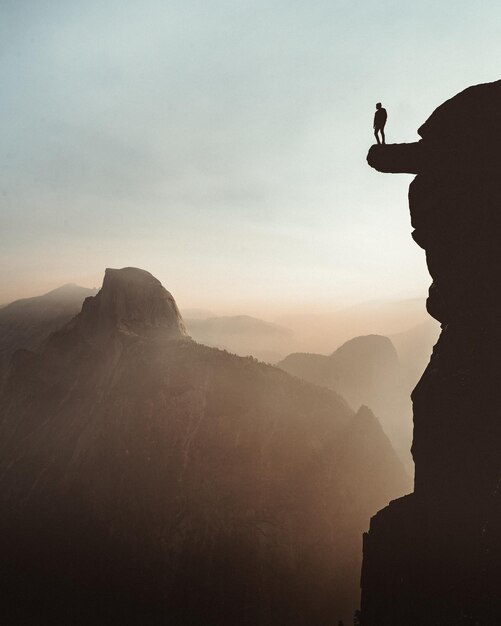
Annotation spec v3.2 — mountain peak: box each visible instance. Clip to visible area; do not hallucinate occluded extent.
[68,267,188,342]
[331,334,399,366]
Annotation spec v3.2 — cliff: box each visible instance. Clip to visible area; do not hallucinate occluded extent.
[361,80,501,625]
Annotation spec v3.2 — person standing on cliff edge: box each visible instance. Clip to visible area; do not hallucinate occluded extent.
[373,102,387,144]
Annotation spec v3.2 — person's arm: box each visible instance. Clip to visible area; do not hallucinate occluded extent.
[373,112,377,129]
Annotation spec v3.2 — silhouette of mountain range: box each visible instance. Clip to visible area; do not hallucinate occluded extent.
[0,283,97,379]
[0,267,409,625]
[185,314,294,363]
[275,298,429,355]
[278,335,413,470]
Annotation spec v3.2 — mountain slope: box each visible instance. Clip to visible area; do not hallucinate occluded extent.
[0,282,96,377]
[0,268,409,625]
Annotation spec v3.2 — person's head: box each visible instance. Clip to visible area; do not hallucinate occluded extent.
[376,102,382,110]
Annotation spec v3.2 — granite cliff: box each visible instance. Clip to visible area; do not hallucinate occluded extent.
[362,81,501,625]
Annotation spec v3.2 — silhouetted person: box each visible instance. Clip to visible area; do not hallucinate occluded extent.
[373,102,387,145]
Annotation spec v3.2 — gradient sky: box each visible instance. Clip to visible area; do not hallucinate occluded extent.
[2,0,501,312]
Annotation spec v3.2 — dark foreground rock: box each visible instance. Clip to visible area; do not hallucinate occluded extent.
[362,81,501,625]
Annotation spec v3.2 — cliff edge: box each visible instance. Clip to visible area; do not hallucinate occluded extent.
[361,80,501,625]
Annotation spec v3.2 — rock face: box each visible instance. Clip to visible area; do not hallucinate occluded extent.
[66,267,188,343]
[362,81,501,624]
[0,267,409,625]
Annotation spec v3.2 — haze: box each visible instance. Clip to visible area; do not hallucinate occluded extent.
[2,0,501,313]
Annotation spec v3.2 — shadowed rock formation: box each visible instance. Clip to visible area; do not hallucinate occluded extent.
[0,267,408,625]
[362,81,501,625]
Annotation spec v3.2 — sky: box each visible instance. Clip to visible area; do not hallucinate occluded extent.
[2,0,501,313]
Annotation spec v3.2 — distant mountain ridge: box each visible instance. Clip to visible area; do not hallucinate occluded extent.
[389,319,440,387]
[185,314,294,362]
[278,335,413,470]
[274,297,429,354]
[0,282,97,377]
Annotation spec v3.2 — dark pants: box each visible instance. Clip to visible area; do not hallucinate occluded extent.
[374,126,386,145]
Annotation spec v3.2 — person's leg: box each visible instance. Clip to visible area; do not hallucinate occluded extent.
[381,128,385,145]
[374,129,381,144]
